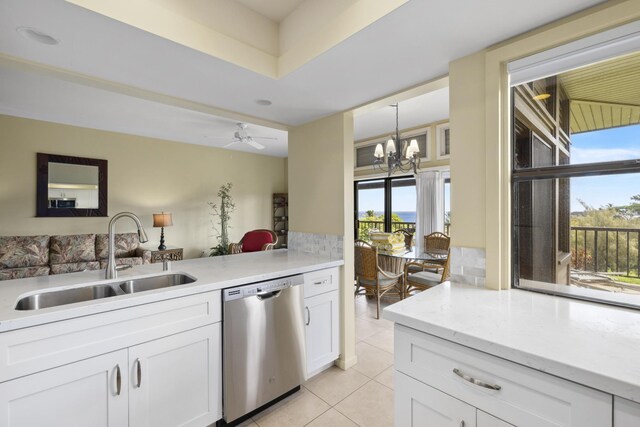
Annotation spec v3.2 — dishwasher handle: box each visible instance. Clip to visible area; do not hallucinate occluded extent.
[256,290,282,300]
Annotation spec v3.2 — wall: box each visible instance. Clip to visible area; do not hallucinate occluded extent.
[288,112,357,370]
[0,115,286,259]
[448,0,640,289]
[354,119,450,179]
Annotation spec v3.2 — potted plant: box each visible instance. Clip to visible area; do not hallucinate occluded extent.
[209,182,235,256]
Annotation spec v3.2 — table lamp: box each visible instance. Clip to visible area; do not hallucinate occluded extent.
[153,212,173,250]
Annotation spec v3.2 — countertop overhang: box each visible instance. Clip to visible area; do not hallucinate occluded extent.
[384,282,640,403]
[0,250,343,333]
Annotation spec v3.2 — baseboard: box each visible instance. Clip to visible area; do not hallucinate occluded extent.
[335,354,358,370]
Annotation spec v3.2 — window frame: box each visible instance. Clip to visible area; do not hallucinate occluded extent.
[436,123,450,160]
[353,127,432,172]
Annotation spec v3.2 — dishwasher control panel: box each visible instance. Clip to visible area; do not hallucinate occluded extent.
[223,274,304,301]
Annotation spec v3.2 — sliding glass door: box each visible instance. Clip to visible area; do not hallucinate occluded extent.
[355,176,416,241]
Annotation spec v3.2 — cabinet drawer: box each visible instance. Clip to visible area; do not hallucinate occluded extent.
[303,267,339,298]
[0,291,221,383]
[395,325,612,427]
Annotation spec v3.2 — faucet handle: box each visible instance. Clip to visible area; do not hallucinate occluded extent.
[163,260,171,272]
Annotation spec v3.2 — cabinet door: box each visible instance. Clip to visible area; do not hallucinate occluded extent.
[305,290,339,376]
[0,349,128,427]
[614,396,640,427]
[129,324,221,427]
[478,411,514,427]
[396,371,476,427]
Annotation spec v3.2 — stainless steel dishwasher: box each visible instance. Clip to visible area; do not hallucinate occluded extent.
[222,274,306,425]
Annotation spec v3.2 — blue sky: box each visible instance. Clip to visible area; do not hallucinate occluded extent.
[570,124,640,211]
[357,181,451,214]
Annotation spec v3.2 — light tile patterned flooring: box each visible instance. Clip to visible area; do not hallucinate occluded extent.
[238,296,396,427]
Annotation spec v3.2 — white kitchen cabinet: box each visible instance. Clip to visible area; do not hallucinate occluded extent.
[0,349,129,427]
[303,267,340,378]
[396,370,476,426]
[304,290,339,376]
[614,396,640,426]
[129,324,221,427]
[395,324,612,427]
[477,411,514,427]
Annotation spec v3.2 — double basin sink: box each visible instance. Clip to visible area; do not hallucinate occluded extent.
[15,273,196,311]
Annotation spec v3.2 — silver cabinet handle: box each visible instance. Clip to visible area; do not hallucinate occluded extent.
[305,306,311,326]
[453,368,501,391]
[314,279,328,285]
[135,358,142,388]
[115,364,122,396]
[460,421,465,427]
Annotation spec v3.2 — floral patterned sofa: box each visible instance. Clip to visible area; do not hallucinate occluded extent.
[0,233,152,281]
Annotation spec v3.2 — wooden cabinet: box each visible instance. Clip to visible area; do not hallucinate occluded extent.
[0,349,129,427]
[129,324,221,427]
[303,267,340,378]
[395,324,612,427]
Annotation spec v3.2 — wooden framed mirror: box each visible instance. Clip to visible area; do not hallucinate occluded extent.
[36,153,108,217]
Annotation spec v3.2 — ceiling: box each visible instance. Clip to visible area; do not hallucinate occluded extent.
[354,88,450,142]
[561,51,640,133]
[0,0,605,156]
[233,0,306,23]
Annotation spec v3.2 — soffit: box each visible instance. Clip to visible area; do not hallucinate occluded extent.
[233,0,307,23]
[560,52,640,133]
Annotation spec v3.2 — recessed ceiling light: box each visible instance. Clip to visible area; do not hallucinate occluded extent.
[533,93,551,101]
[256,99,272,106]
[16,27,59,45]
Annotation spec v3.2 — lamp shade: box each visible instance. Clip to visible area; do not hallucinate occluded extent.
[153,212,173,228]
[374,143,384,159]
[405,139,419,158]
[385,138,396,154]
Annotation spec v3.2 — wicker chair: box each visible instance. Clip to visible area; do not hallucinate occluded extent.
[404,232,451,296]
[354,240,403,319]
[229,229,278,254]
[404,251,450,295]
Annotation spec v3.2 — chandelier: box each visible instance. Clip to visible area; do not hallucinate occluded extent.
[373,104,420,176]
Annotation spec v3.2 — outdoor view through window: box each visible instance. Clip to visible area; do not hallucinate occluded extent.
[512,50,640,306]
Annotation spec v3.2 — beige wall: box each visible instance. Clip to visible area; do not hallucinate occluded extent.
[449,0,640,289]
[288,112,357,370]
[0,115,286,259]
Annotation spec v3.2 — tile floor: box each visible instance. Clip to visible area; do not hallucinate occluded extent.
[238,295,397,427]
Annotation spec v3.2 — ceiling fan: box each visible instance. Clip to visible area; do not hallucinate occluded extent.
[223,123,277,150]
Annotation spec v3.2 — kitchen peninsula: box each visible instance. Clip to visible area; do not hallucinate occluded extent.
[0,250,343,426]
[384,282,640,426]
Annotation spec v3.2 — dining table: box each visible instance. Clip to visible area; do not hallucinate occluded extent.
[377,247,448,275]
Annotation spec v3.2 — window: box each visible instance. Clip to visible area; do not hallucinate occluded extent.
[355,176,416,240]
[510,46,640,308]
[436,123,450,159]
[444,178,451,235]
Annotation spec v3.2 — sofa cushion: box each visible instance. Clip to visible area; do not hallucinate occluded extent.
[99,257,144,269]
[50,261,101,275]
[50,234,96,264]
[96,233,140,259]
[0,266,50,281]
[242,231,274,252]
[0,235,50,269]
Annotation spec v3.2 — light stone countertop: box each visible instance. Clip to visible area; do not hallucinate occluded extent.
[383,282,640,402]
[0,250,343,333]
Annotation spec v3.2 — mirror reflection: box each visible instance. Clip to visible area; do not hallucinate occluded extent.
[48,163,100,209]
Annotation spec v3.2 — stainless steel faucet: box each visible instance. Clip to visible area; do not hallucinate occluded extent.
[106,212,149,279]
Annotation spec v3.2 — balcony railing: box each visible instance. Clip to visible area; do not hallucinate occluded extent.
[571,226,640,278]
[357,220,451,240]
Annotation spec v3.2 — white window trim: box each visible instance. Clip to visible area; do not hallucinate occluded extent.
[353,139,382,171]
[436,123,450,160]
[508,20,640,86]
